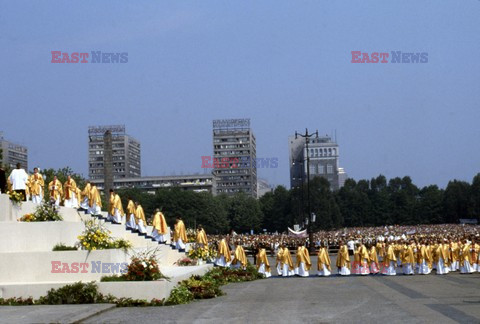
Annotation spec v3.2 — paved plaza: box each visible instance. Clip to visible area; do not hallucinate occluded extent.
[1,271,478,323]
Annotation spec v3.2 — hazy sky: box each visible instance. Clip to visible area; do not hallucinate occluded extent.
[1,1,479,188]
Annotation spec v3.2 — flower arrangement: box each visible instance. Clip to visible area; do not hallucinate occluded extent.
[9,191,23,205]
[176,257,197,266]
[77,219,132,251]
[125,255,163,281]
[17,202,63,222]
[100,249,167,282]
[187,247,210,261]
[33,202,63,221]
[19,213,35,222]
[186,228,197,243]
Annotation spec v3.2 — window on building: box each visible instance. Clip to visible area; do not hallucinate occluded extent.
[327,164,333,174]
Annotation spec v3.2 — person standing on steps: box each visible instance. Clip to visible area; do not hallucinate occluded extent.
[8,163,29,201]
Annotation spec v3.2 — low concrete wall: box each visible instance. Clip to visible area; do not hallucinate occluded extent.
[0,264,213,300]
[0,194,81,223]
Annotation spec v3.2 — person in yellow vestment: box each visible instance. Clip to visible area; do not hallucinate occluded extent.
[401,240,415,275]
[152,208,168,243]
[125,198,136,230]
[280,244,295,277]
[294,244,311,277]
[174,217,187,251]
[317,242,332,276]
[215,237,232,267]
[134,202,147,234]
[256,246,271,278]
[367,242,380,274]
[450,239,460,272]
[80,181,91,210]
[107,189,124,224]
[63,176,78,208]
[434,239,448,275]
[336,241,351,276]
[355,242,370,275]
[417,240,431,274]
[471,238,479,272]
[88,183,102,215]
[196,225,208,249]
[460,239,474,274]
[29,168,44,204]
[381,241,397,276]
[232,241,248,270]
[275,245,284,275]
[48,176,63,206]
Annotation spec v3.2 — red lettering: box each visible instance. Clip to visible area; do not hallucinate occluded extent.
[71,52,79,63]
[51,261,62,273]
[71,262,79,273]
[380,52,389,63]
[201,156,212,168]
[371,52,379,63]
[61,263,71,273]
[61,52,71,63]
[361,53,371,63]
[79,53,89,63]
[79,263,89,273]
[351,51,361,63]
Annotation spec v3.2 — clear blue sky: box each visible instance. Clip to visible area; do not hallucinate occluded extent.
[1,0,479,188]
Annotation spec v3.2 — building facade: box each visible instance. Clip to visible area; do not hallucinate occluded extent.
[91,174,215,195]
[88,125,141,180]
[289,134,345,191]
[213,118,257,197]
[0,132,28,170]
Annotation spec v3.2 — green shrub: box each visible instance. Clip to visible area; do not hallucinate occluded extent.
[37,282,105,305]
[52,243,78,251]
[165,285,194,305]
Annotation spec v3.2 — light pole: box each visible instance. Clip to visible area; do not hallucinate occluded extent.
[295,128,318,253]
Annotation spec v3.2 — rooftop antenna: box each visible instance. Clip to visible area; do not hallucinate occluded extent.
[335,129,337,143]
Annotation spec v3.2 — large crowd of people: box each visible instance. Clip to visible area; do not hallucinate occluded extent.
[206,224,480,278]
[4,164,480,278]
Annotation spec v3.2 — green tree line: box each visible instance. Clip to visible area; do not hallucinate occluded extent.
[115,173,480,234]
[28,167,480,234]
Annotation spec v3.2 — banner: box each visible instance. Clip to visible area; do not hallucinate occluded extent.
[288,227,308,238]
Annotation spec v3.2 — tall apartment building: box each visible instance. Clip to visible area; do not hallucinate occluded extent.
[289,133,345,191]
[0,132,28,170]
[213,118,257,197]
[88,125,141,180]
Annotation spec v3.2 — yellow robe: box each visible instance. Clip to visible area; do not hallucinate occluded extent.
[196,228,208,245]
[384,245,397,264]
[135,205,146,224]
[63,179,77,200]
[218,239,232,262]
[336,245,350,269]
[451,242,460,263]
[401,245,415,264]
[368,246,379,266]
[89,186,102,207]
[126,200,135,216]
[280,247,294,270]
[317,247,332,271]
[174,220,187,243]
[152,212,168,234]
[296,246,312,270]
[48,180,63,201]
[256,248,271,272]
[109,193,124,216]
[232,245,248,267]
[29,173,44,196]
[460,243,471,265]
[81,183,92,202]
